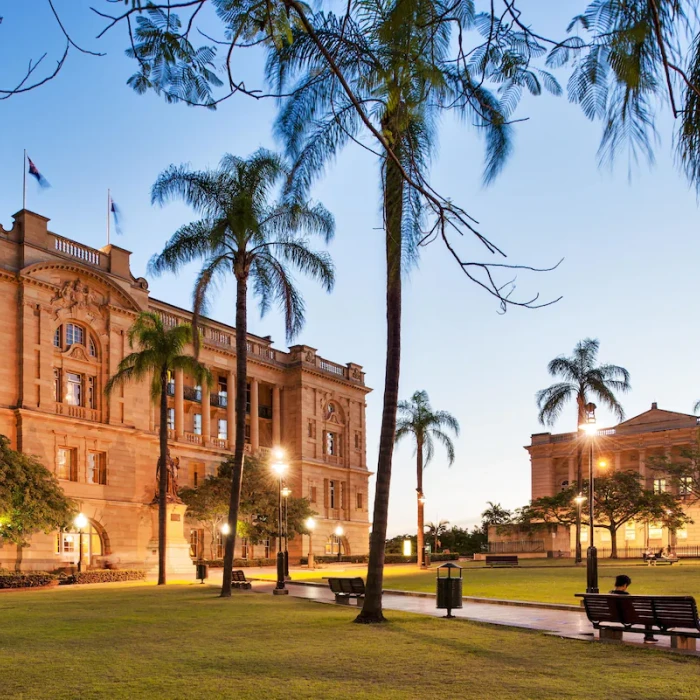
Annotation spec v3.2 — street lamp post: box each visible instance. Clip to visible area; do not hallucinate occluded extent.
[335,525,344,562]
[271,453,288,596]
[306,517,316,569]
[281,486,291,580]
[579,402,599,593]
[74,512,88,573]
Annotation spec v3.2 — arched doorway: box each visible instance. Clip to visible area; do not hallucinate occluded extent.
[56,520,106,568]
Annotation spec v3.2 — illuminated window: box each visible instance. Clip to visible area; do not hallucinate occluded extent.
[649,522,663,539]
[325,431,339,456]
[189,529,203,559]
[56,448,77,481]
[680,477,693,496]
[625,522,636,541]
[218,419,228,440]
[55,523,103,561]
[653,479,666,494]
[87,452,107,485]
[65,323,84,347]
[329,480,336,508]
[65,372,82,406]
[56,532,75,554]
[215,531,224,559]
[167,408,175,430]
[677,527,688,540]
[193,413,202,435]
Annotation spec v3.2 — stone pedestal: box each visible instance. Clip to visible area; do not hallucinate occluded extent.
[144,502,194,578]
[671,635,696,651]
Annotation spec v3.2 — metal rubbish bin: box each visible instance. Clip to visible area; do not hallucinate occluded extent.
[196,562,208,583]
[436,562,462,618]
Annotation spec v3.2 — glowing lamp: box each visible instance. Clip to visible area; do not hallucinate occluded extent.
[271,460,287,477]
[74,512,88,530]
[281,487,291,498]
[221,522,231,535]
[272,447,285,461]
[403,539,412,557]
[305,517,316,531]
[335,525,344,537]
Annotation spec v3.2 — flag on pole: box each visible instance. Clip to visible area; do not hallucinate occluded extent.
[109,195,123,236]
[27,156,50,189]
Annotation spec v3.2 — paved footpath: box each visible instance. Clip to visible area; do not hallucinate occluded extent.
[251,579,695,654]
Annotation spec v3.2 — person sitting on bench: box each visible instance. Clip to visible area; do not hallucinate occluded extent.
[609,574,657,643]
[643,547,656,566]
[660,546,676,561]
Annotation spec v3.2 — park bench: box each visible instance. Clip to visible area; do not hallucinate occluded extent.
[577,594,700,650]
[485,555,519,568]
[644,554,679,566]
[231,570,252,590]
[327,577,365,605]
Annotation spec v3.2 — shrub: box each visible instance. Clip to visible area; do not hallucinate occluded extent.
[298,552,460,565]
[198,558,277,568]
[0,572,57,589]
[70,570,146,584]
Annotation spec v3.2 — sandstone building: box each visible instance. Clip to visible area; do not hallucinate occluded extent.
[0,210,371,572]
[491,404,700,557]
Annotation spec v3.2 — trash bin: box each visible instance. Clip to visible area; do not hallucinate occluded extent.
[196,562,208,583]
[436,562,462,618]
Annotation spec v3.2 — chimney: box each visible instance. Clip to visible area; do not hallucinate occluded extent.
[651,402,658,410]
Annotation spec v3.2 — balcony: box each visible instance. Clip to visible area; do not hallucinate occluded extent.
[166,382,175,397]
[184,432,203,445]
[259,405,272,420]
[210,393,228,408]
[55,403,99,422]
[210,437,228,449]
[183,386,202,402]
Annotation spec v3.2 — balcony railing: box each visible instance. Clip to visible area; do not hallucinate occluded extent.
[54,235,101,266]
[259,405,273,420]
[167,428,176,440]
[55,403,99,422]
[210,393,228,408]
[184,432,202,445]
[317,358,345,377]
[210,437,228,449]
[183,386,202,402]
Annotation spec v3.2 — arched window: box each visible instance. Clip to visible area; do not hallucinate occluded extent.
[89,337,97,357]
[55,521,104,564]
[52,322,100,416]
[65,323,84,347]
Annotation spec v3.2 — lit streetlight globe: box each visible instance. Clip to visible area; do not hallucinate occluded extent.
[74,513,88,530]
[221,522,231,535]
[335,525,344,537]
[271,460,287,476]
[306,517,316,531]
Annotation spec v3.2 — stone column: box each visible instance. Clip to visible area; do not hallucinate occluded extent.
[568,457,575,487]
[272,385,281,446]
[227,370,235,448]
[202,372,210,445]
[174,368,184,439]
[250,377,259,452]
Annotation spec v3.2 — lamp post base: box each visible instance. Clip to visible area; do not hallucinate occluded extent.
[586,545,599,594]
[273,588,289,596]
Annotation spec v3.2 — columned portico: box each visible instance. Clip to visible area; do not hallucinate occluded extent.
[174,368,184,438]
[272,385,281,445]
[227,370,235,445]
[250,377,259,452]
[201,376,211,445]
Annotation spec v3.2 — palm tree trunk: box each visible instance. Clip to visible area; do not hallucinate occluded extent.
[158,369,169,585]
[356,125,403,624]
[417,440,425,569]
[221,271,249,597]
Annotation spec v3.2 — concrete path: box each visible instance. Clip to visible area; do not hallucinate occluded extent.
[251,579,696,654]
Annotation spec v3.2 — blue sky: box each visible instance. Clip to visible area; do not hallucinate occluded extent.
[2,2,699,536]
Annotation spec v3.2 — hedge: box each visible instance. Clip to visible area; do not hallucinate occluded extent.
[70,570,146,584]
[0,572,57,589]
[198,558,277,568]
[298,552,460,565]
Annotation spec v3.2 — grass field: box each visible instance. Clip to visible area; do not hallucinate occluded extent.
[261,560,700,605]
[2,585,700,699]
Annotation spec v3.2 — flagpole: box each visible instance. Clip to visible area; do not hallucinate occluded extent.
[23,150,26,210]
[107,188,111,247]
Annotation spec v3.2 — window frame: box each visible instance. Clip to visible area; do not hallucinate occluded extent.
[56,447,77,482]
[87,451,107,485]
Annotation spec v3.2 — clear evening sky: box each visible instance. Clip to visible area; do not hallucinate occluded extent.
[2,2,698,535]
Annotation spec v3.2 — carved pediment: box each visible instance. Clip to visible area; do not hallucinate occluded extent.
[65,344,91,363]
[51,278,106,315]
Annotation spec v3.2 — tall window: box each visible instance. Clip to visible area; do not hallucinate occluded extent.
[87,376,96,409]
[65,372,82,406]
[192,463,205,487]
[57,448,77,481]
[356,492,363,510]
[218,376,227,406]
[65,323,84,347]
[53,368,61,402]
[218,419,228,440]
[193,413,202,435]
[246,383,251,414]
[329,480,336,509]
[89,338,98,357]
[167,408,175,430]
[263,539,270,558]
[215,531,224,559]
[310,485,317,504]
[680,477,693,496]
[653,478,666,494]
[54,327,62,348]
[241,538,249,559]
[189,529,203,559]
[87,452,107,485]
[326,431,338,456]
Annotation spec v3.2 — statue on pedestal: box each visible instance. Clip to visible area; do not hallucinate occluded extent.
[153,450,182,504]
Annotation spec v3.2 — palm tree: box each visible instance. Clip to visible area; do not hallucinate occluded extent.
[395,390,459,569]
[148,149,335,597]
[105,311,210,585]
[536,338,630,562]
[424,520,450,554]
[269,0,550,624]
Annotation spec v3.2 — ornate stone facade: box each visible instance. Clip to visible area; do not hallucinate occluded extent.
[0,210,371,572]
[508,403,700,556]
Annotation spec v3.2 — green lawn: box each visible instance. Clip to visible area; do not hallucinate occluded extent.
[269,561,700,605]
[1,585,700,699]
